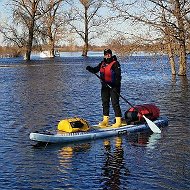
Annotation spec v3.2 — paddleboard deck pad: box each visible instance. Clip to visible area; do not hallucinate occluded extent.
[29,116,168,144]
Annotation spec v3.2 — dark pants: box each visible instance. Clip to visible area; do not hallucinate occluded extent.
[101,85,122,117]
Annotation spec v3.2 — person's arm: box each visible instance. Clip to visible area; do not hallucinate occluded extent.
[86,62,102,73]
[112,61,121,86]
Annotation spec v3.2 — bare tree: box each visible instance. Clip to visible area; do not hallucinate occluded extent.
[161,8,177,75]
[149,0,188,75]
[0,1,40,60]
[173,0,187,76]
[0,21,27,49]
[37,0,65,57]
[0,0,63,60]
[65,0,106,56]
[109,0,189,76]
[11,0,43,60]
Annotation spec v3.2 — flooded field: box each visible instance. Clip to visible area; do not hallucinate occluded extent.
[0,52,189,190]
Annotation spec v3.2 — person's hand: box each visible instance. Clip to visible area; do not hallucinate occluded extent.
[86,66,91,71]
[86,66,95,73]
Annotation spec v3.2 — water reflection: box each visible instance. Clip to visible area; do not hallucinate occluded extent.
[0,54,190,190]
[127,132,162,150]
[178,76,189,100]
[171,75,189,91]
[167,75,190,126]
[101,137,130,190]
[128,132,150,147]
[58,143,91,168]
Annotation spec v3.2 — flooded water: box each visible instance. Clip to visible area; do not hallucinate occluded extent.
[0,52,189,190]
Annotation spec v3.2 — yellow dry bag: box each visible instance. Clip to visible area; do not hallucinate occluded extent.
[57,117,90,133]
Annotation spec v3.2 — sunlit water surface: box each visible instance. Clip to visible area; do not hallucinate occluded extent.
[0,52,189,190]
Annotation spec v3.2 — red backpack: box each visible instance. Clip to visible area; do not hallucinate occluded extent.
[125,104,160,124]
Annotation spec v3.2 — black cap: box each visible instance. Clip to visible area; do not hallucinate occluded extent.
[104,49,112,55]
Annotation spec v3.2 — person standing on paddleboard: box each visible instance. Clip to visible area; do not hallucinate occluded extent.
[86,49,122,128]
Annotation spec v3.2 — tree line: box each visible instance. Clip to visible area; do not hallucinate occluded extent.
[0,0,190,76]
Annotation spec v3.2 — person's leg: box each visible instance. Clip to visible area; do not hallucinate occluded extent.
[101,86,111,116]
[110,87,122,117]
[99,86,110,127]
[111,87,122,127]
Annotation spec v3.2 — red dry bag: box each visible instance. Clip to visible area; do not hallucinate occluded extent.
[125,104,160,124]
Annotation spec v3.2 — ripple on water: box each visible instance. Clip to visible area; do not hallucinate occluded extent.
[0,55,189,189]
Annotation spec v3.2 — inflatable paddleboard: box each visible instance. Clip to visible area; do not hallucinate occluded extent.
[29,116,168,144]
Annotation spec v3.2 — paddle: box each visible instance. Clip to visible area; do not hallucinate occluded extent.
[93,73,161,133]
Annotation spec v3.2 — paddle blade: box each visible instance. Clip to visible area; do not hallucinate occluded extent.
[143,115,161,133]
